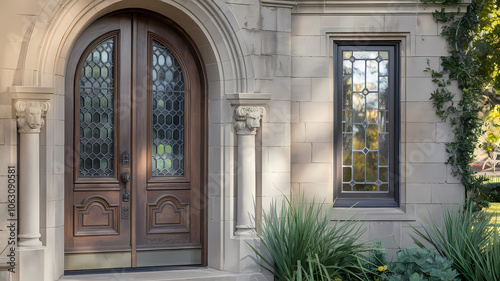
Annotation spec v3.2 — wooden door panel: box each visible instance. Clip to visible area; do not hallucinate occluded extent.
[65,13,132,258]
[65,11,205,269]
[74,193,120,236]
[134,15,203,254]
[70,189,131,251]
[138,190,193,245]
[146,192,190,235]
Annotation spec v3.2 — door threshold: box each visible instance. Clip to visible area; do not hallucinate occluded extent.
[64,265,204,275]
[60,267,237,281]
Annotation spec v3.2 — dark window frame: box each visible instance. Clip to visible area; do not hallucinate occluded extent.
[333,41,400,208]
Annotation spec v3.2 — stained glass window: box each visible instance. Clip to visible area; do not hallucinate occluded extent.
[78,37,115,177]
[335,43,399,206]
[151,40,185,177]
[341,50,389,193]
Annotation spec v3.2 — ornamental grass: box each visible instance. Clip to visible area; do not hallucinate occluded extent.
[248,194,369,281]
[410,202,500,281]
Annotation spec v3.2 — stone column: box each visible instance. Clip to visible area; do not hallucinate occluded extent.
[234,106,265,236]
[14,100,50,247]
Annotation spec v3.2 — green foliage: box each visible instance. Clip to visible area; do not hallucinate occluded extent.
[420,0,500,209]
[478,182,500,201]
[293,255,332,281]
[383,248,459,281]
[357,241,389,280]
[483,132,500,157]
[475,0,500,91]
[410,202,500,280]
[358,244,458,281]
[248,195,369,281]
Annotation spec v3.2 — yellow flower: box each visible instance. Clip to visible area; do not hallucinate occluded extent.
[378,265,387,272]
[374,277,380,281]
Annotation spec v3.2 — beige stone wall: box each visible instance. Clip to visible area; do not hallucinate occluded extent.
[288,1,465,256]
[0,0,51,276]
[0,0,283,280]
[0,0,468,280]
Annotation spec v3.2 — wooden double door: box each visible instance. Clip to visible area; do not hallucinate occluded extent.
[64,11,206,270]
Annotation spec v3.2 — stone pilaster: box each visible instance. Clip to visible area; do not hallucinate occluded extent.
[14,100,50,247]
[233,106,265,236]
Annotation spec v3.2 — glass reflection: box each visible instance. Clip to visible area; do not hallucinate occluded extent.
[341,49,391,193]
[152,40,185,177]
[352,60,365,91]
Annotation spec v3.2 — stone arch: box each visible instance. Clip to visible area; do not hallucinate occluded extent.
[24,0,254,94]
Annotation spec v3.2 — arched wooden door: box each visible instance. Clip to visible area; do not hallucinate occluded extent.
[64,11,206,270]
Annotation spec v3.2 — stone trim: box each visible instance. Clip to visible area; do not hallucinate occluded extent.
[14,101,50,134]
[226,93,272,106]
[228,94,269,236]
[262,0,467,14]
[9,89,53,281]
[261,0,296,8]
[234,106,266,135]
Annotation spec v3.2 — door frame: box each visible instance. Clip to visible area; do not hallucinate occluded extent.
[63,9,208,269]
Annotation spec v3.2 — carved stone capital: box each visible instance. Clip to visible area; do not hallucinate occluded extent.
[15,100,50,134]
[234,106,265,135]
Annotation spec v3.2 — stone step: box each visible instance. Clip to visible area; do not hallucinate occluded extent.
[59,268,238,281]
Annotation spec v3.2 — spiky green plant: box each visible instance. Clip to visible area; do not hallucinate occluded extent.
[293,254,332,281]
[410,202,500,280]
[248,194,368,281]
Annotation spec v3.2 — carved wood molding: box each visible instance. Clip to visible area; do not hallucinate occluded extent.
[147,194,190,234]
[74,195,119,236]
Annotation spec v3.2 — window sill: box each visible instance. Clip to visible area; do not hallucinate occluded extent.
[333,198,399,208]
[331,204,416,221]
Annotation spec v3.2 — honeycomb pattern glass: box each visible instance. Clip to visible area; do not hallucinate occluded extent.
[341,50,390,192]
[152,40,185,177]
[79,37,115,177]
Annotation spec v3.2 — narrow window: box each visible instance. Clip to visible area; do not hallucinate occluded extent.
[334,42,400,207]
[78,36,116,177]
[151,39,185,177]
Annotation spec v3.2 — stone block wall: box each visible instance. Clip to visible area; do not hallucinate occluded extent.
[0,0,469,280]
[287,1,465,256]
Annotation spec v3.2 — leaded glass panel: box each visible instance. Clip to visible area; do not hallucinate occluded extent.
[341,50,390,193]
[152,40,185,177]
[79,37,115,177]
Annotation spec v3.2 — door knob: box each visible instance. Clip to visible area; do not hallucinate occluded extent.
[121,171,131,183]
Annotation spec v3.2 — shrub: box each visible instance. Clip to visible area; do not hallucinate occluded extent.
[478,182,500,202]
[357,241,388,280]
[248,195,368,281]
[383,248,459,281]
[359,244,458,281]
[410,202,500,281]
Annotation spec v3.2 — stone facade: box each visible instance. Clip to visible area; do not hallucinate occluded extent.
[0,0,465,280]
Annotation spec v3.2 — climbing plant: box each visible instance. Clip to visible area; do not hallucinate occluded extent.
[420,0,500,208]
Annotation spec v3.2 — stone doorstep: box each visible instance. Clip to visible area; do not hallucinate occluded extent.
[59,268,238,281]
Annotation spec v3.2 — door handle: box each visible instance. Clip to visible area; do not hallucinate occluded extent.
[120,171,130,202]
[121,171,131,183]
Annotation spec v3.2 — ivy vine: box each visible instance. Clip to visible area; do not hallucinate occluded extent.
[420,0,500,209]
